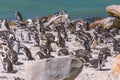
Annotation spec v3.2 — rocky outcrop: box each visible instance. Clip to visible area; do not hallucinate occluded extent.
[90,17,120,29]
[106,5,120,19]
[25,57,83,80]
[90,5,120,29]
[111,54,120,76]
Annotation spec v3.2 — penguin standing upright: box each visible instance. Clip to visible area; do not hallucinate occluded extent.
[2,45,18,64]
[1,53,13,73]
[14,11,23,21]
[1,19,10,30]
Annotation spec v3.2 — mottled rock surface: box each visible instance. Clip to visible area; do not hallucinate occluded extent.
[106,5,120,19]
[25,57,83,80]
[90,17,120,29]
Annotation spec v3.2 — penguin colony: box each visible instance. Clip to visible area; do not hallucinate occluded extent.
[0,11,120,80]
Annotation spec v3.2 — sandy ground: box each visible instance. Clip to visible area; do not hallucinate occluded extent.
[0,31,116,80]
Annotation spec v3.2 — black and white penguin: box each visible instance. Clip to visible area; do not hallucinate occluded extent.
[20,45,34,60]
[57,48,69,56]
[1,19,10,30]
[21,29,31,43]
[95,47,111,70]
[2,45,18,64]
[1,53,13,73]
[14,11,23,21]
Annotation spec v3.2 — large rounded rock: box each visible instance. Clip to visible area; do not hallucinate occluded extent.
[25,57,83,80]
[106,5,120,19]
[90,17,120,29]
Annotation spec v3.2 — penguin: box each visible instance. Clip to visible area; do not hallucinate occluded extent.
[31,32,40,46]
[13,40,20,54]
[14,11,23,21]
[70,49,92,63]
[2,45,18,64]
[55,32,65,47]
[1,19,10,30]
[95,47,111,70]
[26,19,34,27]
[8,49,18,64]
[20,45,34,60]
[57,48,69,56]
[21,29,30,43]
[1,53,13,73]
[36,50,54,59]
[90,34,98,49]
